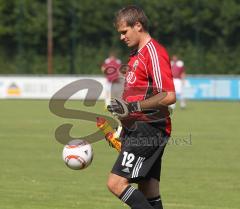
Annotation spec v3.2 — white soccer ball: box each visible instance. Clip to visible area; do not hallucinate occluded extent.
[62,139,93,170]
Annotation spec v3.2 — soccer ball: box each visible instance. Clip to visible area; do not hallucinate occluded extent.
[62,139,93,170]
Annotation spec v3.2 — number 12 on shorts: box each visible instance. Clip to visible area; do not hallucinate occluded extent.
[121,151,135,168]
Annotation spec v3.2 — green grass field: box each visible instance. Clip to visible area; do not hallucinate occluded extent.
[0,100,239,209]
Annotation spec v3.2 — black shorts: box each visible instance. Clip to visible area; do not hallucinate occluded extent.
[111,121,169,183]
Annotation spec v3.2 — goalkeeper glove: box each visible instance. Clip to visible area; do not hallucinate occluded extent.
[107,98,141,118]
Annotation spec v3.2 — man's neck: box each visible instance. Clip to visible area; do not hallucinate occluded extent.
[138,33,151,50]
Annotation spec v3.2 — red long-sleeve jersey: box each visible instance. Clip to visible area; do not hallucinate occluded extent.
[121,39,175,136]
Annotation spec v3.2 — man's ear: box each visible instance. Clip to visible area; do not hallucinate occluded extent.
[134,21,143,32]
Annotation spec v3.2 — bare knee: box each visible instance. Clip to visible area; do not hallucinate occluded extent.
[107,173,129,196]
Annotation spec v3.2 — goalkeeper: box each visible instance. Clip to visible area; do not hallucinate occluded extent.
[106,5,176,209]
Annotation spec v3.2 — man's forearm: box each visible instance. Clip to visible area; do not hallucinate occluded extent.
[139,91,176,110]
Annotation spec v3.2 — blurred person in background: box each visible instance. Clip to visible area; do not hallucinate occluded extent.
[170,55,186,109]
[101,50,123,107]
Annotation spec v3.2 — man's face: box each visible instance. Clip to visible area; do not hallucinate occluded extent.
[172,55,178,62]
[117,21,140,48]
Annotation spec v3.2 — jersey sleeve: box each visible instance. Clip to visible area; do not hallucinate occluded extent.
[146,44,175,93]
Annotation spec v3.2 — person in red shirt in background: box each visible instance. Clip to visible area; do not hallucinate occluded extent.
[170,55,186,109]
[101,51,123,107]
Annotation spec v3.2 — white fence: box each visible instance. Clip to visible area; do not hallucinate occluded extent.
[0,75,240,100]
[0,75,106,99]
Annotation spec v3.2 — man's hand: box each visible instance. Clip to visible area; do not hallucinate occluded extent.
[107,98,141,118]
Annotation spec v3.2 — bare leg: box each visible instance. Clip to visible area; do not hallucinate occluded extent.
[107,173,154,209]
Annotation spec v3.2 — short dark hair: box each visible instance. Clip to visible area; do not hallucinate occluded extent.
[114,5,148,31]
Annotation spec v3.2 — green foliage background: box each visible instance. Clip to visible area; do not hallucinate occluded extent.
[0,0,240,74]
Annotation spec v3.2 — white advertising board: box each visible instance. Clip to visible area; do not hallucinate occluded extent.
[0,76,107,100]
[0,75,239,100]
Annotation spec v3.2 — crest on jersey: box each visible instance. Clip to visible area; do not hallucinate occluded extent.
[133,60,139,71]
